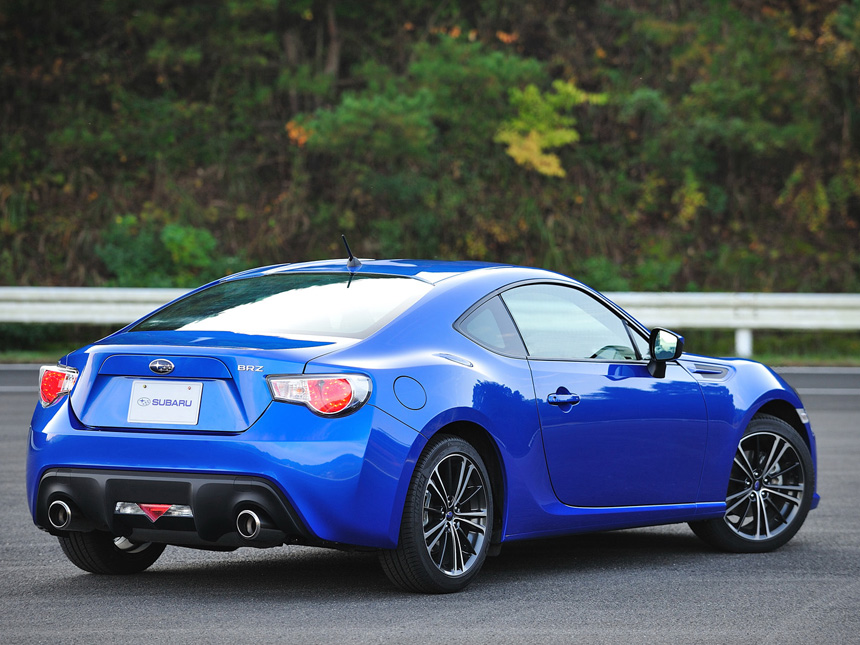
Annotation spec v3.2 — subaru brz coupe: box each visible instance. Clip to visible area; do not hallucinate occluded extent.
[28,257,819,593]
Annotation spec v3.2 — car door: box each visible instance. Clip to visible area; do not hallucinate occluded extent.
[501,283,709,508]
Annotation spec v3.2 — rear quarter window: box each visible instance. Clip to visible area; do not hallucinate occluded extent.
[456,296,527,357]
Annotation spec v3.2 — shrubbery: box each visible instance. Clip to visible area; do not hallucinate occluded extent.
[1,0,857,292]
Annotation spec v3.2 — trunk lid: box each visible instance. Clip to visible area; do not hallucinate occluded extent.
[67,330,352,433]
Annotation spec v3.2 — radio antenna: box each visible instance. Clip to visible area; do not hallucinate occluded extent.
[342,235,362,270]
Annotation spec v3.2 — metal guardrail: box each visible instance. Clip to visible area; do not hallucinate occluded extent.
[0,287,189,325]
[2,287,859,357]
[609,292,860,357]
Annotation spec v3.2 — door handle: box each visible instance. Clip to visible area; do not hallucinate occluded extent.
[547,393,581,406]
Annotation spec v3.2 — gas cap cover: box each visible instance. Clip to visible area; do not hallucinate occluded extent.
[393,376,427,410]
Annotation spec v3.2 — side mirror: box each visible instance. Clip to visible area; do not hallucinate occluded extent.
[647,328,684,378]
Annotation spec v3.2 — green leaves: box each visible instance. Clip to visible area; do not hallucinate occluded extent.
[495,80,607,177]
[96,208,244,288]
[1,1,858,292]
[297,36,547,258]
[306,89,437,163]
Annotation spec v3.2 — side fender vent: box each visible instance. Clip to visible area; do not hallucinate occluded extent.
[691,363,731,381]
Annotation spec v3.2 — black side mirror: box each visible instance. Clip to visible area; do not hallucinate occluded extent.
[647,328,684,378]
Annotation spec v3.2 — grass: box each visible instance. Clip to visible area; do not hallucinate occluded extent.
[0,323,117,364]
[0,348,81,364]
[681,330,860,367]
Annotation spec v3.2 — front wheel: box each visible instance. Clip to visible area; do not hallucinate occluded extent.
[690,414,814,553]
[58,531,166,574]
[380,435,493,593]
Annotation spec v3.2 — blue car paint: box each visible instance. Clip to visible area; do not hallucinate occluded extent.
[27,259,819,550]
[29,391,424,547]
[529,360,709,508]
[680,355,819,507]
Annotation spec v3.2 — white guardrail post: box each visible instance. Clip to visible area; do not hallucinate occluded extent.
[1,288,859,358]
[609,292,860,357]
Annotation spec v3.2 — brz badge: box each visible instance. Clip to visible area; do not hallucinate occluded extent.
[149,359,174,375]
[237,365,263,372]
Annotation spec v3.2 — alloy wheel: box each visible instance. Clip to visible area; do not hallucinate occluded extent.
[422,452,489,577]
[724,431,806,541]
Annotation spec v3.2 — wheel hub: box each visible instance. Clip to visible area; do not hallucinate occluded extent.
[422,452,489,577]
[723,431,805,541]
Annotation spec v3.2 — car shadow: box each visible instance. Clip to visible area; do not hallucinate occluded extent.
[32,526,714,600]
[485,525,709,574]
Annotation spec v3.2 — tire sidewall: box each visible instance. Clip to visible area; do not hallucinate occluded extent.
[402,436,493,593]
[722,415,815,552]
[59,531,166,574]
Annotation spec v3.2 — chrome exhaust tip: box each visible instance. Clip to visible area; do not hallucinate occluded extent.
[48,500,72,530]
[236,509,262,540]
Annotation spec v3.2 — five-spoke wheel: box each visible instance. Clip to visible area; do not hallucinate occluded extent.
[380,435,493,593]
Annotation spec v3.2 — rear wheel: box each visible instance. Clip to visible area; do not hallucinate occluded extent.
[58,531,166,574]
[380,435,493,593]
[690,415,814,553]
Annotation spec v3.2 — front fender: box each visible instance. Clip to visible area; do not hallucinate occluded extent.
[695,359,817,504]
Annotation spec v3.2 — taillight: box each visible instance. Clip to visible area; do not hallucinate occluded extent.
[39,365,79,407]
[267,374,371,416]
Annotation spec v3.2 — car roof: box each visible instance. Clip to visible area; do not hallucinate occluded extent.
[227,258,529,285]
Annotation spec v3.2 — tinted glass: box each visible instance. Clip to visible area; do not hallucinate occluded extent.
[133,273,433,339]
[458,296,526,356]
[501,284,638,360]
[631,328,651,359]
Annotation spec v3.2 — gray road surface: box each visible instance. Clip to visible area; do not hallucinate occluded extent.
[1,365,858,644]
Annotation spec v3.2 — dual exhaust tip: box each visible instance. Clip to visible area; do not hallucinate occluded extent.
[236,509,268,541]
[49,499,278,543]
[48,499,73,530]
[48,499,91,532]
[236,509,284,545]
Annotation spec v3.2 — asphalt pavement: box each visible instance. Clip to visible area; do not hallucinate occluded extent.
[1,364,858,644]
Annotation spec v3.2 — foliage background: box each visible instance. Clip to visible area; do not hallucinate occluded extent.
[1,0,858,293]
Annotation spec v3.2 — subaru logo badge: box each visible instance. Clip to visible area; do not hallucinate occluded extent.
[149,359,174,375]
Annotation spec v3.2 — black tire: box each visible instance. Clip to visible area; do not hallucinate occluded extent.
[689,414,814,553]
[380,435,493,593]
[58,531,166,574]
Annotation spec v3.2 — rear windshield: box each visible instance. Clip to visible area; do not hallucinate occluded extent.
[132,273,433,339]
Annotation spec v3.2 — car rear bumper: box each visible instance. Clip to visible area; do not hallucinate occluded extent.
[36,468,311,549]
[28,398,427,549]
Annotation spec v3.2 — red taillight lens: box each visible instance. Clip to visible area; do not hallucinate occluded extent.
[268,374,371,416]
[39,365,78,407]
[308,378,353,414]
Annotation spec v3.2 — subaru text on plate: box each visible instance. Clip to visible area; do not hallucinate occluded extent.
[27,255,819,593]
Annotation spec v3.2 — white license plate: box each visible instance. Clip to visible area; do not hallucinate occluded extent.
[128,380,203,425]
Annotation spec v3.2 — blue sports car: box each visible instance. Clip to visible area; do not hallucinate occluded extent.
[28,256,819,593]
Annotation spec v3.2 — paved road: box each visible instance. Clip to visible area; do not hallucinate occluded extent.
[1,366,858,644]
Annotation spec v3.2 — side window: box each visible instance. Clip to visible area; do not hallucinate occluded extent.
[501,284,638,361]
[631,327,650,359]
[457,296,526,357]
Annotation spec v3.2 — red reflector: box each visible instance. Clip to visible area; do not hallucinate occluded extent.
[138,504,173,522]
[308,378,352,415]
